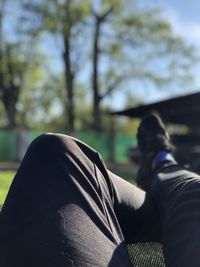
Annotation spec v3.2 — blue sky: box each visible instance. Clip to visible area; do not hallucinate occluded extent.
[159,0,200,43]
[162,1,200,80]
[159,0,200,24]
[137,0,200,104]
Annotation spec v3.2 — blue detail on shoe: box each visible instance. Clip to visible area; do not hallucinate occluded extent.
[153,151,175,170]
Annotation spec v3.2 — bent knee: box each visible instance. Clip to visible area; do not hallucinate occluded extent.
[24,133,74,162]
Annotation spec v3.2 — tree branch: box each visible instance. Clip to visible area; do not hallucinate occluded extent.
[100,75,125,100]
[99,7,113,22]
[91,5,113,23]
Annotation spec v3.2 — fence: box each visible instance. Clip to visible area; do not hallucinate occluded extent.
[0,130,137,163]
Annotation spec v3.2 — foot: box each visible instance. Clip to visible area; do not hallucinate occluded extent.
[136,112,174,192]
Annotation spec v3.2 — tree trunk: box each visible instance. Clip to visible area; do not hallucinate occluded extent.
[92,9,113,131]
[108,116,116,163]
[63,36,75,133]
[7,102,16,129]
[92,17,102,131]
[3,91,17,129]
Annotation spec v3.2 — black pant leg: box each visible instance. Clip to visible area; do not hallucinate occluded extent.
[0,133,132,267]
[0,133,160,267]
[108,171,160,243]
[151,164,200,267]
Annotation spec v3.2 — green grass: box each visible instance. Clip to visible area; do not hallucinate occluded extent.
[0,171,15,205]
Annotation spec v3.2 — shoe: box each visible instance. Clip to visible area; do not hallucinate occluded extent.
[136,112,174,192]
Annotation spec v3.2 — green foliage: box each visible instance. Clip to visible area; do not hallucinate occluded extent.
[0,102,7,128]
[0,43,28,87]
[19,67,65,127]
[22,0,90,39]
[0,0,43,129]
[113,4,197,92]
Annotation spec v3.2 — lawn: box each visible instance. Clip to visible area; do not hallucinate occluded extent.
[0,171,15,205]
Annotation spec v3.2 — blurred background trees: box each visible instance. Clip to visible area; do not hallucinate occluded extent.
[0,0,198,132]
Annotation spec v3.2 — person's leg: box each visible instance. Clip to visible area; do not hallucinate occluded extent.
[137,113,200,267]
[108,170,160,244]
[0,133,129,267]
[0,133,159,267]
[150,164,200,267]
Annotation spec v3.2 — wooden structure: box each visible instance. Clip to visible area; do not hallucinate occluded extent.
[111,91,200,127]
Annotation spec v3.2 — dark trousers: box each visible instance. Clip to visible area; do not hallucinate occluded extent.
[0,134,159,267]
[151,164,200,267]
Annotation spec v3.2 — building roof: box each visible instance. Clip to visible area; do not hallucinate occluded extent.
[111,91,200,126]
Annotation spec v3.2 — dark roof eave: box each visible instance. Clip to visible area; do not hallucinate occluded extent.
[110,91,200,126]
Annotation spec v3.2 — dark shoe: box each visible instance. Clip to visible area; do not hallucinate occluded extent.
[136,112,174,192]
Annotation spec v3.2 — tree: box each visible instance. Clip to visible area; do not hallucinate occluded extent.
[0,0,36,129]
[19,0,198,133]
[0,44,23,129]
[21,0,90,133]
[18,69,67,131]
[91,4,114,131]
[89,0,198,131]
